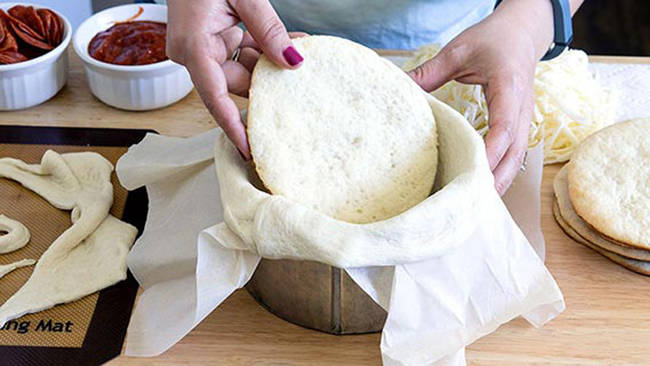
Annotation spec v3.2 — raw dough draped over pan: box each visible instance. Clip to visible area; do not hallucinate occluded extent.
[0,151,137,325]
[0,259,35,279]
[212,93,494,268]
[0,214,30,254]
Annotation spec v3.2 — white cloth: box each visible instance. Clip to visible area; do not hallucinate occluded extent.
[589,62,650,123]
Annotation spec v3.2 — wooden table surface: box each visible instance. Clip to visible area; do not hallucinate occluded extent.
[2,50,649,365]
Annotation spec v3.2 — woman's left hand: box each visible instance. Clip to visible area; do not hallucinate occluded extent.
[408,0,556,195]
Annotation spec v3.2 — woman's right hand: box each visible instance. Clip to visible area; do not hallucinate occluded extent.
[166,0,304,159]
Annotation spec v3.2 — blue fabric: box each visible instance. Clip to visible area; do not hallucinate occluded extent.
[270,0,495,50]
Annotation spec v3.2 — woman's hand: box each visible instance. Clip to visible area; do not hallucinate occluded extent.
[166,0,304,159]
[408,0,557,195]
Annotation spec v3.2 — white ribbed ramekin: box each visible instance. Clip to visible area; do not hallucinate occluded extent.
[0,2,71,110]
[73,4,193,111]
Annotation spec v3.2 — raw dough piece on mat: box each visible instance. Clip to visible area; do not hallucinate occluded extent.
[0,214,30,254]
[0,151,113,257]
[0,259,35,279]
[248,35,438,224]
[568,118,650,249]
[554,166,650,261]
[0,216,136,321]
[553,202,650,276]
[0,150,137,324]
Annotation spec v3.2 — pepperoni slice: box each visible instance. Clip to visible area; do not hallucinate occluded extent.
[19,43,47,59]
[4,11,53,50]
[53,11,63,45]
[0,50,28,64]
[0,6,63,64]
[0,16,5,45]
[37,9,63,46]
[36,8,52,43]
[0,11,18,53]
[8,6,46,41]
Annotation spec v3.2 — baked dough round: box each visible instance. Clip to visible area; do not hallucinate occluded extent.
[247,36,437,224]
[552,201,650,276]
[554,166,650,261]
[568,118,650,249]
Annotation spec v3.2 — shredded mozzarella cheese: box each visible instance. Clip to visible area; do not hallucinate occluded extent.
[403,46,617,164]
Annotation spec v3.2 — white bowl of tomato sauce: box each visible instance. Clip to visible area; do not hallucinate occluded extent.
[73,4,193,111]
[0,2,71,110]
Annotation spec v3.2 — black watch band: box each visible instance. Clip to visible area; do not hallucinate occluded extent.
[494,0,573,61]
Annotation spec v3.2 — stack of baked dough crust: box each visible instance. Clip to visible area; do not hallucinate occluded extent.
[553,118,650,274]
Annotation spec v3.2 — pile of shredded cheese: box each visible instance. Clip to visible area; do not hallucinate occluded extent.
[403,45,617,164]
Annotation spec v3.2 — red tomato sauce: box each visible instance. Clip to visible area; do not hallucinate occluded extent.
[88,21,167,65]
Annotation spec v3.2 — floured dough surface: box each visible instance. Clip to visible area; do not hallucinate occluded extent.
[568,118,650,248]
[0,215,30,254]
[0,259,35,279]
[247,35,437,224]
[554,166,650,261]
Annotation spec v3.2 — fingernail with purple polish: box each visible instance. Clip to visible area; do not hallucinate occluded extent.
[283,46,304,66]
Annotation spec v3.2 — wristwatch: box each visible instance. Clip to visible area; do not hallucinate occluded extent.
[494,0,573,61]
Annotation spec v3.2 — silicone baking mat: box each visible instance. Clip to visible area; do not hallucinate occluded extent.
[0,126,150,366]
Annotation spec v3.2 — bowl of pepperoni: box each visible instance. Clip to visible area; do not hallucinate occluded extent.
[73,4,193,111]
[0,3,71,110]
